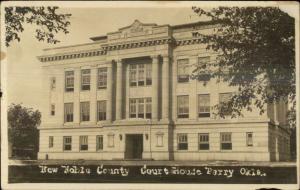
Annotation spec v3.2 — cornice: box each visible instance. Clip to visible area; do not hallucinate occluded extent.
[101,37,173,51]
[38,37,204,63]
[38,49,106,63]
[176,37,203,46]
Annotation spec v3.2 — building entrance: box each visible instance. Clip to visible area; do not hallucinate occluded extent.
[125,134,143,159]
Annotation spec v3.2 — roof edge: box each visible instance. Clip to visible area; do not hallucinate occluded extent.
[89,35,108,42]
[171,20,219,29]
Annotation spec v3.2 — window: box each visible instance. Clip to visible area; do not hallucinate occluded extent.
[198,94,210,118]
[145,98,152,119]
[221,133,232,150]
[138,64,145,86]
[63,136,72,151]
[129,65,137,86]
[65,71,74,92]
[246,132,253,146]
[178,134,188,150]
[138,98,144,118]
[197,56,211,81]
[216,55,229,76]
[177,59,189,82]
[96,135,103,151]
[79,136,88,151]
[177,95,189,118]
[198,56,210,67]
[129,98,151,119]
[219,92,233,116]
[98,68,107,89]
[64,103,73,122]
[51,104,55,116]
[145,64,152,85]
[97,101,106,121]
[219,93,232,103]
[199,133,209,150]
[49,136,54,148]
[156,133,164,147]
[80,102,90,122]
[129,64,152,87]
[81,69,91,90]
[50,77,56,90]
[129,99,137,118]
[108,134,114,147]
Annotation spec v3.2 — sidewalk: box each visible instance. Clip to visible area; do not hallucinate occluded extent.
[9,159,297,167]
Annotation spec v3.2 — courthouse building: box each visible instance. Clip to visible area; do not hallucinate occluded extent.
[37,20,290,161]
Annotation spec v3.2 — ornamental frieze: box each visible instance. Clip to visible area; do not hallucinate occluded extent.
[38,37,204,62]
[38,49,106,62]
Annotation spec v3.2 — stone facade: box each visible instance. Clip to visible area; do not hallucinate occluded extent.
[37,20,290,161]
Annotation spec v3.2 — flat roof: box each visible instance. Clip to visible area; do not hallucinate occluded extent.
[89,20,216,42]
[44,20,217,51]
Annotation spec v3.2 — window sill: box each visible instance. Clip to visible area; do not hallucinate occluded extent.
[129,85,152,88]
[176,117,190,120]
[97,88,107,91]
[63,122,74,126]
[97,121,110,126]
[197,117,212,119]
[80,121,93,125]
[197,118,214,122]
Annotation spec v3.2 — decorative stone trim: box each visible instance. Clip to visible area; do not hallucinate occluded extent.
[176,38,203,46]
[38,37,174,63]
[102,37,173,51]
[38,37,205,63]
[38,49,106,62]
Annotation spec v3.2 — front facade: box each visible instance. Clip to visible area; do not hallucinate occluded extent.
[38,20,290,161]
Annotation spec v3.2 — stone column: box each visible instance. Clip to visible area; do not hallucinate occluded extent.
[73,67,81,124]
[162,55,170,120]
[152,55,159,120]
[172,56,177,120]
[125,64,130,119]
[115,59,123,120]
[90,66,97,123]
[190,57,197,120]
[274,101,278,123]
[106,63,113,122]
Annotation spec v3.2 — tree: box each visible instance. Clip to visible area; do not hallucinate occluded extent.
[5,6,71,47]
[8,104,41,159]
[191,7,295,126]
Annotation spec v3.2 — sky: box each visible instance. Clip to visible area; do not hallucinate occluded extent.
[4,2,299,111]
[6,6,201,110]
